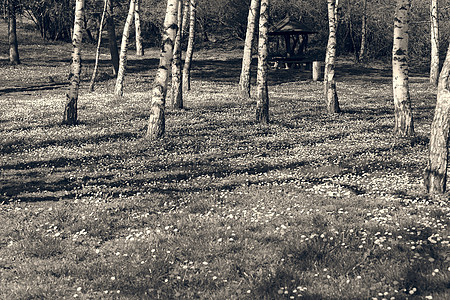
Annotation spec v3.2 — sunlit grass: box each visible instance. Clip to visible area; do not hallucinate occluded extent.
[1,22,449,299]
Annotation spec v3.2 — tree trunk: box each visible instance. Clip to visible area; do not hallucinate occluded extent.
[181,0,190,40]
[63,0,84,125]
[182,0,196,91]
[324,0,341,114]
[430,0,439,86]
[424,43,450,195]
[170,0,183,109]
[135,0,144,56]
[393,0,414,136]
[8,0,20,65]
[89,0,108,92]
[114,0,136,97]
[146,0,179,140]
[239,0,260,99]
[359,0,367,62]
[106,0,119,76]
[255,0,269,124]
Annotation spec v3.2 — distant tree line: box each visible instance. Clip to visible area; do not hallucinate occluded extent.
[2,0,449,63]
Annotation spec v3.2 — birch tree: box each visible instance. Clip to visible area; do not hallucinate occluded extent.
[8,0,20,65]
[135,0,144,56]
[430,0,439,86]
[181,0,190,39]
[63,0,84,125]
[255,0,269,124]
[114,0,136,97]
[146,0,179,139]
[239,0,260,99]
[359,0,367,62]
[392,0,414,136]
[183,0,196,91]
[324,0,341,114]
[424,42,450,196]
[170,0,183,109]
[89,0,108,92]
[106,0,119,75]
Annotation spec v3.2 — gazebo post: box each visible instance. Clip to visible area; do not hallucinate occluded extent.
[284,34,291,58]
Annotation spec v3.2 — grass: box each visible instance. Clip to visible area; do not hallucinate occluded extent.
[1,22,450,299]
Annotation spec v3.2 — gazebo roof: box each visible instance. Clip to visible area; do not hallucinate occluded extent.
[268,16,318,36]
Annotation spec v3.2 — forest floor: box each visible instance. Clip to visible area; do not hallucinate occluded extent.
[1,22,449,299]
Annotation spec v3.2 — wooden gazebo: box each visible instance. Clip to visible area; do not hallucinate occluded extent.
[268,16,318,68]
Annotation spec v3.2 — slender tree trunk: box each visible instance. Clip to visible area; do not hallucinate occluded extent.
[359,0,367,62]
[424,43,450,195]
[106,0,119,76]
[430,0,439,86]
[181,0,190,39]
[63,0,84,125]
[170,0,183,109]
[89,0,108,92]
[255,0,269,124]
[146,0,179,140]
[182,0,196,91]
[324,0,341,114]
[8,0,20,65]
[393,0,414,136]
[239,0,260,99]
[135,0,144,56]
[114,0,136,97]
[358,0,367,62]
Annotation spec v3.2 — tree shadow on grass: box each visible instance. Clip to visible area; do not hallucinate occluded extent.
[0,82,67,96]
[0,178,77,203]
[335,62,392,84]
[191,58,313,85]
[0,131,140,155]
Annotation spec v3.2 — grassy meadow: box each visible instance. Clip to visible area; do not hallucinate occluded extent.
[1,22,449,299]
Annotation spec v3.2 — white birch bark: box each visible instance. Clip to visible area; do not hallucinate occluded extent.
[182,0,196,91]
[170,0,183,109]
[255,0,269,124]
[63,0,84,125]
[114,0,136,97]
[135,0,144,56]
[430,0,439,86]
[425,42,450,196]
[146,0,179,139]
[239,0,260,99]
[324,0,341,114]
[392,0,414,136]
[181,0,190,39]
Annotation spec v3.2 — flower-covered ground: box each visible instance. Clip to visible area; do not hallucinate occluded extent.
[0,23,449,299]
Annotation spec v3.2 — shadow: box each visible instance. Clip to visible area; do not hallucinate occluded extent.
[335,62,392,83]
[0,82,67,96]
[0,177,77,203]
[191,58,242,83]
[190,58,312,85]
[0,131,140,155]
[80,57,159,76]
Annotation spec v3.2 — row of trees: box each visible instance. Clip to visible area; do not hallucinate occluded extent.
[3,0,450,197]
[4,0,450,62]
[62,0,196,138]
[236,0,450,197]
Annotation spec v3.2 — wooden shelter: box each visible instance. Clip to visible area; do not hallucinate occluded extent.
[268,16,318,67]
